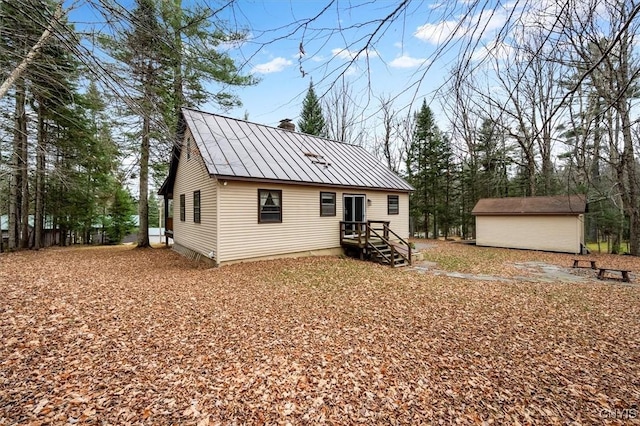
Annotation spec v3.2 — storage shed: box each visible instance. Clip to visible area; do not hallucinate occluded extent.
[471,195,587,254]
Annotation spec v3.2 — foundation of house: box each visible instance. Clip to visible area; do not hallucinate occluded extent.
[172,242,217,267]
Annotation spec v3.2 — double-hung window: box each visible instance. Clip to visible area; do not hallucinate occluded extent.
[193,190,201,223]
[258,189,282,223]
[179,194,186,221]
[388,195,399,215]
[320,192,336,216]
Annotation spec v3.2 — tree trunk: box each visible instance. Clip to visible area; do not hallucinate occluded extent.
[620,101,638,255]
[0,4,63,101]
[526,148,536,197]
[432,180,438,239]
[540,132,553,195]
[34,99,45,250]
[587,115,602,243]
[8,82,23,250]
[9,79,28,250]
[137,110,151,248]
[615,19,639,256]
[19,89,30,249]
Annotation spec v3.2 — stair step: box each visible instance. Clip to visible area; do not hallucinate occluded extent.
[376,256,407,264]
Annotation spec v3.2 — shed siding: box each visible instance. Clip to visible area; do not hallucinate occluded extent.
[476,215,582,253]
[173,129,218,259]
[217,180,409,263]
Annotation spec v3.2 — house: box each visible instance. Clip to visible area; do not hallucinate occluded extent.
[0,215,61,251]
[471,195,587,254]
[158,108,414,266]
[122,227,172,245]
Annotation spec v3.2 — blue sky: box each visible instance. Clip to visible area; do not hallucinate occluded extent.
[66,0,520,130]
[209,0,510,129]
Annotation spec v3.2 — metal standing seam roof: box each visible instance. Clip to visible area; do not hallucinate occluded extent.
[471,195,587,215]
[181,108,414,192]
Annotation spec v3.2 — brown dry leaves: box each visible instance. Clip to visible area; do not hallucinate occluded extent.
[419,239,640,278]
[1,244,639,425]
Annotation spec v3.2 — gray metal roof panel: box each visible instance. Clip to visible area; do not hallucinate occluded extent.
[186,111,234,176]
[242,123,294,180]
[181,108,414,191]
[262,126,312,181]
[213,115,265,178]
[256,125,304,181]
[300,136,345,185]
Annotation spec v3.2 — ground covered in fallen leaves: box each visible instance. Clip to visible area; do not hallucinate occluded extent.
[1,242,639,425]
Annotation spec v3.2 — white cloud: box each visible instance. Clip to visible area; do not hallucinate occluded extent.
[517,0,569,34]
[393,41,403,49]
[414,20,464,44]
[331,48,379,61]
[343,66,358,77]
[390,54,428,68]
[471,39,514,62]
[251,57,292,74]
[414,7,508,45]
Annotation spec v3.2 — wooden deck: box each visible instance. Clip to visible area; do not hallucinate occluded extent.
[340,221,412,267]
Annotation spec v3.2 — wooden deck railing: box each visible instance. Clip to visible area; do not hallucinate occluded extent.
[339,221,368,246]
[339,220,412,266]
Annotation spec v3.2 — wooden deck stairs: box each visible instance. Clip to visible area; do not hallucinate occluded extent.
[340,221,412,268]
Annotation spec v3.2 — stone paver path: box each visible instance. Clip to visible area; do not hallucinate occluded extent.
[410,259,638,285]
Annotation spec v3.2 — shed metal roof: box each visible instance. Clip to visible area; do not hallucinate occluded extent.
[179,108,413,192]
[472,195,587,216]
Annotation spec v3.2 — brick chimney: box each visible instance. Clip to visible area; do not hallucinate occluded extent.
[278,118,295,131]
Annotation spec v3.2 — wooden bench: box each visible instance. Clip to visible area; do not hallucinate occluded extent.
[572,259,597,269]
[597,268,632,283]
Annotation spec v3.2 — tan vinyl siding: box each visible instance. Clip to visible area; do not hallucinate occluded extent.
[173,129,218,259]
[359,192,409,240]
[476,215,583,253]
[217,181,409,263]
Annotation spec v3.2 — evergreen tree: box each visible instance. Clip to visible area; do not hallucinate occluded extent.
[298,80,326,136]
[476,118,510,199]
[106,184,137,244]
[102,0,256,248]
[0,0,39,249]
[47,95,117,245]
[407,100,450,238]
[148,191,160,228]
[0,0,81,249]
[457,117,511,239]
[30,10,79,248]
[100,0,168,248]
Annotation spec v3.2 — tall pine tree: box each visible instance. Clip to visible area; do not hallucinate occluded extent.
[407,100,451,238]
[102,0,255,247]
[298,80,326,136]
